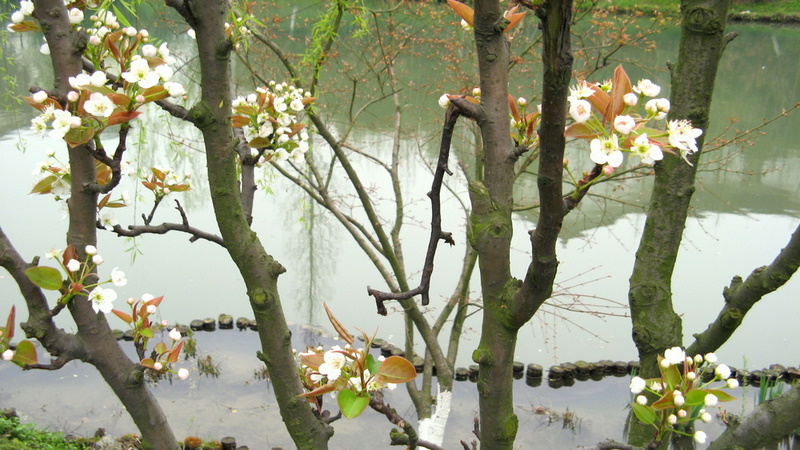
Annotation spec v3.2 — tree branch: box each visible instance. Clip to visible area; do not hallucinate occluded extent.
[367,103,462,315]
[106,200,225,246]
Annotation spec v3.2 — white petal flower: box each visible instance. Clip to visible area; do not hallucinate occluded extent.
[68,8,84,24]
[69,73,91,90]
[32,91,48,103]
[613,115,635,135]
[667,414,677,425]
[111,267,127,287]
[715,364,731,380]
[645,98,670,120]
[630,133,663,165]
[178,368,190,380]
[163,81,186,98]
[66,258,81,272]
[589,135,623,167]
[704,393,718,407]
[121,58,160,89]
[92,255,103,265]
[727,378,739,389]
[663,347,686,366]
[438,94,451,108]
[2,349,13,360]
[88,287,117,314]
[89,71,107,87]
[694,431,707,444]
[705,353,718,364]
[11,11,25,23]
[169,328,182,341]
[629,376,646,394]
[623,92,638,106]
[84,92,115,118]
[701,412,712,423]
[140,44,157,58]
[673,393,685,407]
[635,395,647,405]
[318,350,346,380]
[154,64,173,81]
[85,245,97,255]
[633,79,661,97]
[569,99,591,123]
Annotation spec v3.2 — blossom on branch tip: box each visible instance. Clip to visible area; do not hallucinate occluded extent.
[111,267,127,287]
[88,287,117,314]
[169,329,182,341]
[66,259,81,272]
[663,347,685,367]
[629,376,646,394]
[84,93,115,118]
[633,79,661,97]
[694,431,707,444]
[629,133,663,165]
[569,99,591,123]
[589,135,623,168]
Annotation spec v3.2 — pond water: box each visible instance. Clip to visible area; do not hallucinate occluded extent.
[1,4,799,447]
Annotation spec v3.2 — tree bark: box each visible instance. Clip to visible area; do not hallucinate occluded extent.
[469,1,572,448]
[709,386,800,450]
[24,1,179,448]
[627,0,730,446]
[628,0,731,378]
[173,0,334,447]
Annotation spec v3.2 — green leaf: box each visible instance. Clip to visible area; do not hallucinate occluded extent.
[663,362,682,388]
[139,327,154,339]
[12,340,38,366]
[375,356,417,384]
[337,389,370,418]
[366,354,380,375]
[30,175,57,194]
[632,402,657,426]
[25,266,63,290]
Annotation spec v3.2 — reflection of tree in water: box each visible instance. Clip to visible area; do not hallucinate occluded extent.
[283,168,335,346]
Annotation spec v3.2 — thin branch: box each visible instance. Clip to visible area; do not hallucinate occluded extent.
[367,102,467,315]
[107,200,224,246]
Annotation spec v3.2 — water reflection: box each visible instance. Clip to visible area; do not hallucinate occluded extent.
[1,12,799,388]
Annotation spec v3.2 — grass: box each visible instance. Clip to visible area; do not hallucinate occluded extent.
[586,0,800,22]
[0,414,91,450]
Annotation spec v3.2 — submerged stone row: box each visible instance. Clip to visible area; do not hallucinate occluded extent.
[111,314,800,387]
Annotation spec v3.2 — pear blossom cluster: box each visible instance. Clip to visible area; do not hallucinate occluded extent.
[232,81,313,164]
[298,345,397,395]
[566,67,703,169]
[629,346,738,444]
[11,3,187,148]
[44,245,128,314]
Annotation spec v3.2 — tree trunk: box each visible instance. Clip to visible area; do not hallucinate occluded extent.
[29,1,179,447]
[469,1,572,448]
[627,0,731,446]
[182,0,333,447]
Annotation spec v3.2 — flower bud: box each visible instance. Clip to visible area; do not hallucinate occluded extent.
[32,91,48,103]
[178,368,189,380]
[602,165,614,176]
[67,91,79,102]
[154,362,163,371]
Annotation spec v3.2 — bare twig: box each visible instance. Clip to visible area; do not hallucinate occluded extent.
[107,200,224,246]
[367,100,473,315]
